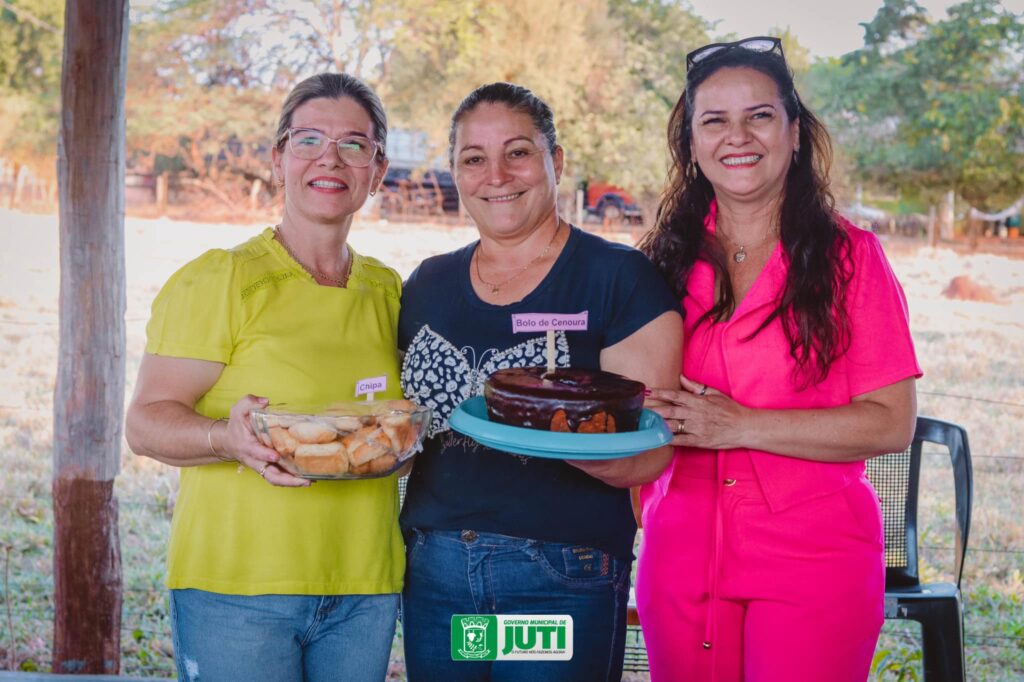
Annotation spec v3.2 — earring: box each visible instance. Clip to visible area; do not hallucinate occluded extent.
[792,148,800,166]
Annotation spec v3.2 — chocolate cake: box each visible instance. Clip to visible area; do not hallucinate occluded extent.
[483,367,645,433]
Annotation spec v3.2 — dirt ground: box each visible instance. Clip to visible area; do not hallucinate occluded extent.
[1,209,1022,679]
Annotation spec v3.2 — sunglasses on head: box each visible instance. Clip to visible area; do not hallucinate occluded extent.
[686,36,784,71]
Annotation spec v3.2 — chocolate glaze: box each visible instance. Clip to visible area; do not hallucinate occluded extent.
[484,367,645,432]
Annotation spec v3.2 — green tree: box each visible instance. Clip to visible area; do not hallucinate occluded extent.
[258,0,405,88]
[385,0,708,216]
[0,0,717,218]
[0,0,64,199]
[0,0,62,91]
[386,0,626,168]
[770,26,811,76]
[127,0,283,207]
[125,0,409,209]
[604,0,709,200]
[811,0,1024,212]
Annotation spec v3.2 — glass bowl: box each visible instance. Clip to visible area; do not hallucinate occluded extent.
[250,399,431,480]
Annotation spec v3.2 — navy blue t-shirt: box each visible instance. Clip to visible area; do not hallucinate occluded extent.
[398,226,677,560]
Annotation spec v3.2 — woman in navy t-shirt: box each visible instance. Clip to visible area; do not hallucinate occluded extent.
[398,82,681,681]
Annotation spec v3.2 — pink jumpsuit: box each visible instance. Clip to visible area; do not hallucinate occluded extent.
[637,210,922,682]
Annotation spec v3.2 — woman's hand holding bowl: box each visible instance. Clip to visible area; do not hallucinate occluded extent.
[222,394,311,487]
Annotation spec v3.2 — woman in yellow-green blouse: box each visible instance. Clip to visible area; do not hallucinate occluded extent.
[126,73,401,682]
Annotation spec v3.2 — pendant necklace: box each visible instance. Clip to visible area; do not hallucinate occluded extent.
[275,226,352,287]
[475,221,562,295]
[718,225,778,264]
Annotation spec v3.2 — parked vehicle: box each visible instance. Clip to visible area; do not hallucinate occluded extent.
[378,166,460,218]
[582,181,642,224]
[374,129,461,219]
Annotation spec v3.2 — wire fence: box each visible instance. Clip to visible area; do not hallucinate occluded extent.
[917,390,1024,410]
[4,530,1022,654]
[0,317,151,326]
[1,345,1021,671]
[6,601,1023,650]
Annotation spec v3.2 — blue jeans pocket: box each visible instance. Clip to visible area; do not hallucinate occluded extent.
[533,542,618,587]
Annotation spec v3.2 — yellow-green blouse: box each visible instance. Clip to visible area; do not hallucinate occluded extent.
[145,228,404,595]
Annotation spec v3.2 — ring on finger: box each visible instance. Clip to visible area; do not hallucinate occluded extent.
[258,463,269,478]
[699,384,708,396]
[674,419,686,435]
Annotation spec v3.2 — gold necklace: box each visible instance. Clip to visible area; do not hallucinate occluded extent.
[474,222,562,295]
[275,226,352,287]
[717,225,778,263]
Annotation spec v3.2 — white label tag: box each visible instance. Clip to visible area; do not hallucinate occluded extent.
[355,375,387,399]
[511,311,589,333]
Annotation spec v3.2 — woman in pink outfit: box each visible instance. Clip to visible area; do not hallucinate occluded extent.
[636,37,921,681]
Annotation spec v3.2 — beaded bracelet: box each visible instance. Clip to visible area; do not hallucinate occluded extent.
[206,418,232,462]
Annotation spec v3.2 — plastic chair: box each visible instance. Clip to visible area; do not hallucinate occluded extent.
[865,416,973,682]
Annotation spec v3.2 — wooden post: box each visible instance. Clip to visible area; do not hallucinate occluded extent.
[52,0,129,674]
[941,190,955,241]
[8,162,24,209]
[927,205,937,246]
[249,177,263,212]
[156,173,168,211]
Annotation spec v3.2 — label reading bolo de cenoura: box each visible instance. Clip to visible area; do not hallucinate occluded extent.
[451,614,574,661]
[510,311,589,333]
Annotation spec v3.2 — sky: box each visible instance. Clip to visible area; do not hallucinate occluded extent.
[685,0,1024,58]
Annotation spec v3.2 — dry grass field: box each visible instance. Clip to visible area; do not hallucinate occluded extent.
[0,208,1021,679]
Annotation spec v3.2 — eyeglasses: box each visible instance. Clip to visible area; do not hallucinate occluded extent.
[686,36,784,71]
[455,144,548,178]
[286,128,381,167]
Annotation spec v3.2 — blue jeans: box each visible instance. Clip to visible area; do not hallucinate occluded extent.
[170,589,399,682]
[401,528,631,682]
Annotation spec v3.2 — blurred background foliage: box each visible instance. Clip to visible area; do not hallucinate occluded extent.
[809,0,1024,212]
[0,0,1021,216]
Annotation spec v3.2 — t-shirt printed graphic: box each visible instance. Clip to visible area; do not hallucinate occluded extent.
[401,325,571,438]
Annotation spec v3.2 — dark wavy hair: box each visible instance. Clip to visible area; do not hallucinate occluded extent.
[638,46,852,386]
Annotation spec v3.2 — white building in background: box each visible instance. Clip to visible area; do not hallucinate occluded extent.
[386,129,433,168]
